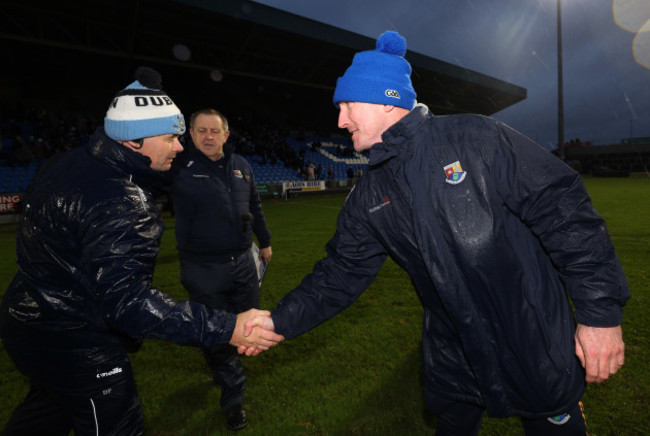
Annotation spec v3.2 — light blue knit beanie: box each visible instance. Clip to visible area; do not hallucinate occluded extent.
[333,31,416,110]
[104,67,185,141]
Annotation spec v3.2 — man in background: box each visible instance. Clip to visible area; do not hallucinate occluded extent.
[169,108,272,431]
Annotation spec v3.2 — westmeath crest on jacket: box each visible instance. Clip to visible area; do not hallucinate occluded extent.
[443,161,466,185]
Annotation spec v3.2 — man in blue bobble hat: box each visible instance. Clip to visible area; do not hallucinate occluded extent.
[0,67,282,436]
[254,31,629,435]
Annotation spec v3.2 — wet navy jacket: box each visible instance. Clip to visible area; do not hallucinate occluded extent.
[271,104,629,418]
[169,145,270,261]
[0,128,236,353]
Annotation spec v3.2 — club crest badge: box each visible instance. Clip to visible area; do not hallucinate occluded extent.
[443,161,466,185]
[547,414,571,425]
[233,170,243,179]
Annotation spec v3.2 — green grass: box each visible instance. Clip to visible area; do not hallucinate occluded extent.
[1,177,649,435]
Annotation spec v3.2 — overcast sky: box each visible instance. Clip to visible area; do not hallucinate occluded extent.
[252,0,650,149]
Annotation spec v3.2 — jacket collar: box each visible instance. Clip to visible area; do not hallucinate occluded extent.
[368,104,430,166]
[187,142,233,167]
[87,127,161,186]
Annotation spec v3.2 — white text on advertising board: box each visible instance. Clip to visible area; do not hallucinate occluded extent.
[0,194,22,213]
[282,180,326,193]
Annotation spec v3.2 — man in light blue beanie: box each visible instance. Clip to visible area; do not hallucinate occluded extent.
[1,66,283,436]
[105,66,186,142]
[261,30,628,436]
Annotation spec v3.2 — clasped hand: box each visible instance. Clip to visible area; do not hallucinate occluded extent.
[229,308,283,356]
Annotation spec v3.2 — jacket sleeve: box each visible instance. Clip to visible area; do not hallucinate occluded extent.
[271,199,387,338]
[80,192,236,348]
[248,167,271,248]
[486,119,629,326]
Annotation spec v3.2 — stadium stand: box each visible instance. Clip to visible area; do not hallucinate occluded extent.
[284,137,367,179]
[0,106,370,194]
[4,1,646,193]
[0,163,39,195]
[3,103,650,196]
[0,0,531,197]
[564,139,650,176]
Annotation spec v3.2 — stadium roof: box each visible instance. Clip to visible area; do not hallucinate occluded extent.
[0,0,526,132]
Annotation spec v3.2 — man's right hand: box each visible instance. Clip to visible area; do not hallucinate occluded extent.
[229,309,283,356]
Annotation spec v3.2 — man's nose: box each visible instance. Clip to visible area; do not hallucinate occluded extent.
[337,111,348,129]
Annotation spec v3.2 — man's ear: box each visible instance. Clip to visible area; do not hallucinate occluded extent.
[121,139,144,150]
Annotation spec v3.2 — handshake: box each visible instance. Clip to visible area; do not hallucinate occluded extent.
[229,309,284,356]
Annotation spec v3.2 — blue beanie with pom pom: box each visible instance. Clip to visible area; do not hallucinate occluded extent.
[333,31,416,110]
[105,66,185,141]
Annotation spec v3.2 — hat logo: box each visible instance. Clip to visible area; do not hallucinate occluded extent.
[385,89,401,99]
[135,96,174,107]
[174,115,185,134]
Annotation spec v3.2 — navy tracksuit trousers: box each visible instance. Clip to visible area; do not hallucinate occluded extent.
[2,343,144,436]
[180,248,259,411]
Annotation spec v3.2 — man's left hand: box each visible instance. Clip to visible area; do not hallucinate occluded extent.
[259,246,272,263]
[574,324,624,383]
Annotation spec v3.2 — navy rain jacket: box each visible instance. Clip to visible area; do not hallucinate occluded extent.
[271,104,629,419]
[0,128,236,353]
[169,144,271,261]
